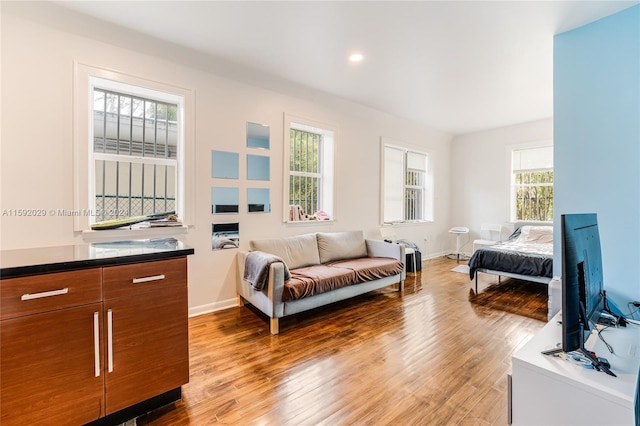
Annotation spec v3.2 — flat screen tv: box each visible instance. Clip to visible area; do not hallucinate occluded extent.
[559,213,615,376]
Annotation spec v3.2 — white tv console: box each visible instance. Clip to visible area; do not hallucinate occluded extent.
[509,312,640,425]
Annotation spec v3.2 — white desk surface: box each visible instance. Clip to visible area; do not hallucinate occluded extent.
[513,312,640,406]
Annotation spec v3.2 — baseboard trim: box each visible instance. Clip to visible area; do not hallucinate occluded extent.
[422,251,449,260]
[84,387,181,426]
[189,298,238,317]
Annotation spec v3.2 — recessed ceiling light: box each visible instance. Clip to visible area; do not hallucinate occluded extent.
[349,53,364,63]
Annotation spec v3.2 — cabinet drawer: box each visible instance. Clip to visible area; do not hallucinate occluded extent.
[103,257,187,300]
[0,269,102,320]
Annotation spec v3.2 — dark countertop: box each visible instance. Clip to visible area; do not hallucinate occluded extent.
[0,238,195,279]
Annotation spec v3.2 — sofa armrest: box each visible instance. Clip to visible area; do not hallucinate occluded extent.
[236,251,286,318]
[366,239,405,260]
[236,250,249,292]
[366,239,406,282]
[266,262,286,316]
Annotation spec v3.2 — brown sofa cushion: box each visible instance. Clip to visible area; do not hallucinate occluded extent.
[284,265,356,302]
[282,257,404,302]
[328,257,404,283]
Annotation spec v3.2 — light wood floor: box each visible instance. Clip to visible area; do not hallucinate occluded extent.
[139,257,547,426]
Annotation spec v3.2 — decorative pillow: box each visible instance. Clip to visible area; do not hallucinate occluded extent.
[250,233,320,270]
[316,231,368,264]
[520,225,553,244]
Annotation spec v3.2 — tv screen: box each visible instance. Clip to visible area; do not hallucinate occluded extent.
[561,213,605,353]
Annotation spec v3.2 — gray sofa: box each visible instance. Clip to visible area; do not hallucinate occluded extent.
[236,230,406,334]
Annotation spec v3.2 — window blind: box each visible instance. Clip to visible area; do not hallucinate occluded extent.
[512,146,553,173]
[383,146,404,223]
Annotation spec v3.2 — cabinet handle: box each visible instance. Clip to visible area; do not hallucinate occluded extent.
[21,287,69,301]
[107,309,114,373]
[93,312,100,377]
[132,274,165,284]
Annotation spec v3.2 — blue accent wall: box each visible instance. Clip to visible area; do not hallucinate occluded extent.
[554,5,640,304]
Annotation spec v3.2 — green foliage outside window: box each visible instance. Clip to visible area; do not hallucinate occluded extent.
[289,129,321,214]
[515,171,554,221]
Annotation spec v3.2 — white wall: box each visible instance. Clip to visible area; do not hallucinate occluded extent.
[0,3,453,315]
[554,5,640,304]
[450,118,553,253]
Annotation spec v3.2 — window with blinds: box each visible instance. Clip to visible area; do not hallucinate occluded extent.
[382,142,432,223]
[90,79,183,223]
[511,145,553,222]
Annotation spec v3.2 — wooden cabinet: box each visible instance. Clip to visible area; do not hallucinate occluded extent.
[0,269,104,426]
[102,257,189,414]
[0,254,191,425]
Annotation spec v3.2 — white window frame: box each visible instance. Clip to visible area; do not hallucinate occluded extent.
[381,138,433,224]
[73,63,195,238]
[283,113,335,223]
[507,140,553,223]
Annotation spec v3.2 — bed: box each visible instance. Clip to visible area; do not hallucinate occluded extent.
[468,223,553,293]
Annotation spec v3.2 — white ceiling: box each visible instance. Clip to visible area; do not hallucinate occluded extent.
[54,0,638,135]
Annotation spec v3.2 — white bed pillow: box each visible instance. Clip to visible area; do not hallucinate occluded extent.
[519,225,553,244]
